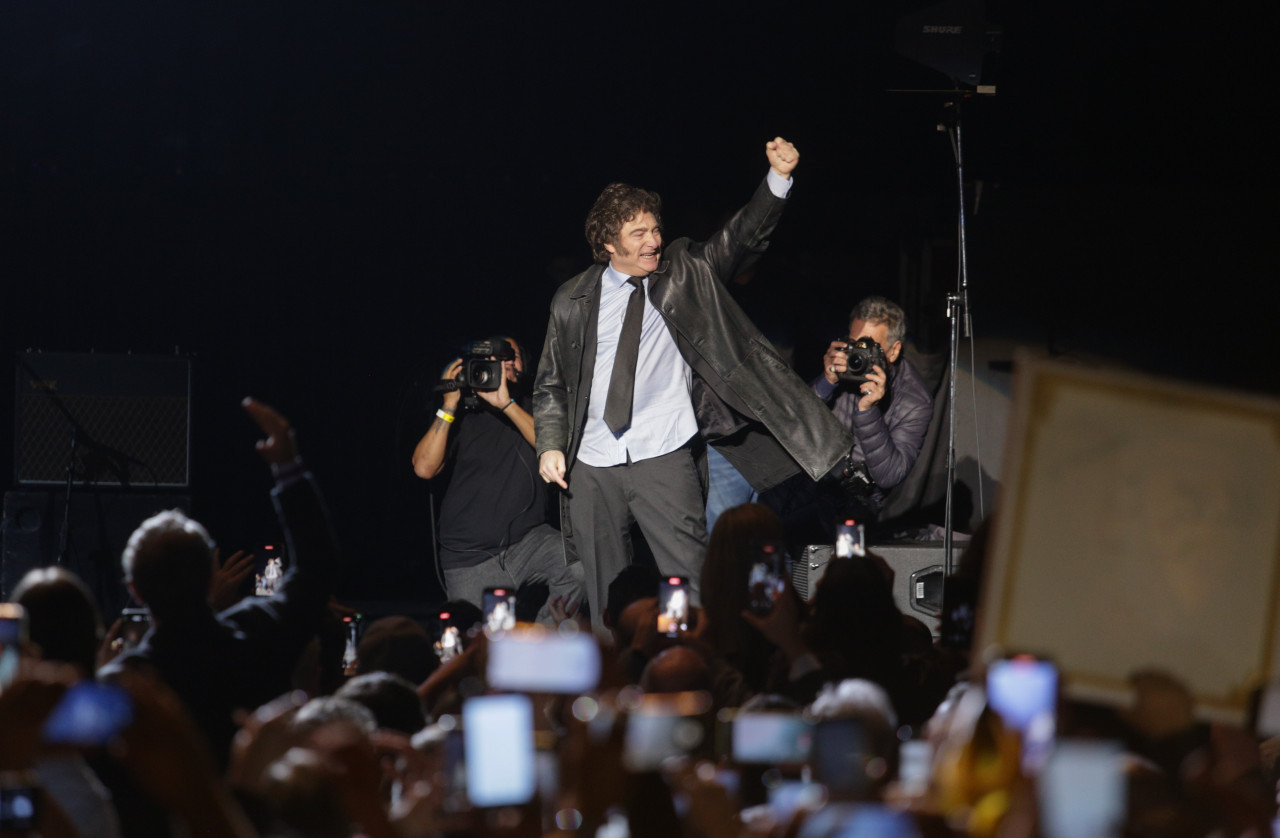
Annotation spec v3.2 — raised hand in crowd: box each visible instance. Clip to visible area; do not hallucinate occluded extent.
[416,628,487,714]
[548,593,584,628]
[558,689,632,834]
[663,759,746,838]
[739,576,810,667]
[97,617,125,670]
[227,690,309,795]
[626,598,671,661]
[242,396,299,466]
[0,661,74,773]
[676,605,716,661]
[295,717,399,838]
[209,548,256,612]
[0,662,81,838]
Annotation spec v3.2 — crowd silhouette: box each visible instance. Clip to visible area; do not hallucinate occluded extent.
[1,398,1274,838]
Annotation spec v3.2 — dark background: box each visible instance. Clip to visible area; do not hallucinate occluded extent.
[2,0,1275,607]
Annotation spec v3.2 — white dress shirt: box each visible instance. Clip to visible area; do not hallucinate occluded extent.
[576,265,698,466]
[576,170,794,468]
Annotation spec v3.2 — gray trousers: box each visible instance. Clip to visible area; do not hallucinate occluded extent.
[568,446,709,628]
[441,524,583,626]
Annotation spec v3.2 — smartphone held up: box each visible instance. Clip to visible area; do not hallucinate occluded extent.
[0,603,28,694]
[483,588,517,636]
[657,576,690,637]
[986,654,1058,774]
[748,541,788,616]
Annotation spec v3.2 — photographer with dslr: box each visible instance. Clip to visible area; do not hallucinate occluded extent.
[762,297,933,545]
[814,296,932,523]
[412,337,582,625]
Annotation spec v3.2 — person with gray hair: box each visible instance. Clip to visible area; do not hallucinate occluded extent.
[817,296,931,504]
[807,678,901,800]
[761,296,932,543]
[100,399,341,771]
[807,296,933,531]
[120,510,218,623]
[845,297,908,346]
[809,677,898,727]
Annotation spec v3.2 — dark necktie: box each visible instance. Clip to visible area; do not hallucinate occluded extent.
[603,277,646,434]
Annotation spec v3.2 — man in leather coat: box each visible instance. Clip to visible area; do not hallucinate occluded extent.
[532,137,851,623]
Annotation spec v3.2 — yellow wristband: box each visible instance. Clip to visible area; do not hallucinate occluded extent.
[435,409,455,424]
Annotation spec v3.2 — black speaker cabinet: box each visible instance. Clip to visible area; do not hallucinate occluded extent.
[792,542,964,635]
[14,352,191,487]
[1,490,191,621]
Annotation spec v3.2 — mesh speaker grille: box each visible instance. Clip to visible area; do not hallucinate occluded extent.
[15,353,190,487]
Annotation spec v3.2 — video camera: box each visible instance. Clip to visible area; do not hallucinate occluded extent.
[436,339,516,397]
[460,339,514,392]
[835,337,887,386]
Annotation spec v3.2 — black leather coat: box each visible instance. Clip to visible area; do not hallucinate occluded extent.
[533,177,851,493]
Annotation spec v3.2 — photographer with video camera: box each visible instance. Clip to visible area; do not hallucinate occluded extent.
[412,337,582,625]
[813,296,933,525]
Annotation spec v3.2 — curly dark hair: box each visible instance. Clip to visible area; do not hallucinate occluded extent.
[584,182,663,264]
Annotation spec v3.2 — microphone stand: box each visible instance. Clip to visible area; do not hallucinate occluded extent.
[939,93,974,578]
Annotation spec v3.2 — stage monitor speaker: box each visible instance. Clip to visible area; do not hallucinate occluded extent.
[792,542,964,635]
[14,352,191,487]
[1,490,191,621]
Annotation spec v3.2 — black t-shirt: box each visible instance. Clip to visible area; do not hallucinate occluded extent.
[437,405,547,569]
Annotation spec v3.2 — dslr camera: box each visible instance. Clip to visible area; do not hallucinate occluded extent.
[835,337,887,386]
